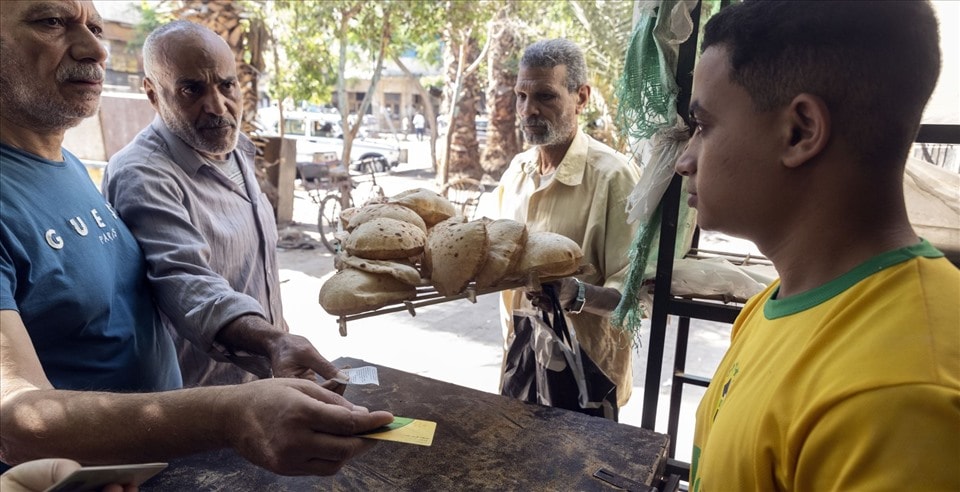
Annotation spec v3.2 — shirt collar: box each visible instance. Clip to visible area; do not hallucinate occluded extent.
[519,129,589,187]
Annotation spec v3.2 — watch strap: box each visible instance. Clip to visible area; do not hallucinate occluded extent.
[567,278,586,314]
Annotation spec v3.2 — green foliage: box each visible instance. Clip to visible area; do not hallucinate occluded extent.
[263,0,638,146]
[391,1,446,66]
[268,1,340,106]
[268,1,427,107]
[505,0,635,149]
[128,1,176,54]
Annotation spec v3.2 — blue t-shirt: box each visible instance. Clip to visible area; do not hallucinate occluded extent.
[0,143,181,392]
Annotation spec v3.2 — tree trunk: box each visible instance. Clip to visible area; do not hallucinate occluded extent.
[335,3,363,174]
[440,33,482,184]
[394,55,439,172]
[481,7,520,181]
[333,4,390,189]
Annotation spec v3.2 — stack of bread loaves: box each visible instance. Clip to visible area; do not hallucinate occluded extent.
[319,188,584,316]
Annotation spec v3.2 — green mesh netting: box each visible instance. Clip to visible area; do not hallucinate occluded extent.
[611,129,695,339]
[614,8,679,141]
[611,199,663,332]
[612,1,695,344]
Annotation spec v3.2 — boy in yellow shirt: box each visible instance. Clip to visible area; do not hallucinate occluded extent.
[677,1,960,490]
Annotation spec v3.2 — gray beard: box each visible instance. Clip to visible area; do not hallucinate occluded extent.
[522,116,577,147]
[157,101,239,157]
[0,43,101,132]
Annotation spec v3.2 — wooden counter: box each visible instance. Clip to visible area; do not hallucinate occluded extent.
[142,358,669,491]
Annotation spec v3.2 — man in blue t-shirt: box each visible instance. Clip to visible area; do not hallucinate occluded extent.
[1,132,183,393]
[0,0,391,476]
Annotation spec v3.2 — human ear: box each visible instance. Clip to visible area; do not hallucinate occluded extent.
[143,78,160,110]
[575,84,591,114]
[781,93,830,168]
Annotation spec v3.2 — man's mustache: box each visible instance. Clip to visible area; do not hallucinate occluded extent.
[198,115,237,129]
[57,63,104,83]
[523,117,548,128]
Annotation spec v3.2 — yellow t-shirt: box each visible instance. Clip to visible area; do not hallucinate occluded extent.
[692,240,960,491]
[495,130,641,407]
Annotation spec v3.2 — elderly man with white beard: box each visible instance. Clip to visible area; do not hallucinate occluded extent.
[493,39,640,419]
[103,20,343,387]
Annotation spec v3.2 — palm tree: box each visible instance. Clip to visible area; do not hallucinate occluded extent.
[481,5,521,181]
[567,0,635,151]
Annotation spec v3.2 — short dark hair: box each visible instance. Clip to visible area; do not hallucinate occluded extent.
[702,0,941,167]
[520,39,588,93]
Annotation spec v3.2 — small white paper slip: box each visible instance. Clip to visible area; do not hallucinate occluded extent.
[332,366,379,385]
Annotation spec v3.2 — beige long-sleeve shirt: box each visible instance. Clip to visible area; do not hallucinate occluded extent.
[496,130,641,407]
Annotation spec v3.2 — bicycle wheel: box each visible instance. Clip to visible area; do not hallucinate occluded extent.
[318,194,353,253]
[440,177,486,219]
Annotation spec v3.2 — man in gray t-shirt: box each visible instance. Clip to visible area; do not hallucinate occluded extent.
[104,20,340,386]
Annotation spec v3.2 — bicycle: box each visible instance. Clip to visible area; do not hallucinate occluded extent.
[316,157,386,253]
[440,176,487,220]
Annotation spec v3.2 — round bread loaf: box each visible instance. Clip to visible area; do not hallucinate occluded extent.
[475,219,527,289]
[361,195,390,206]
[348,203,428,234]
[389,188,457,226]
[513,231,583,279]
[338,253,423,286]
[339,207,360,230]
[421,216,467,279]
[427,219,488,296]
[345,217,426,260]
[319,268,417,316]
[427,214,467,235]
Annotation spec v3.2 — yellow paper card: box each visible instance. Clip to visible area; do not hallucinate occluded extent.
[359,418,436,446]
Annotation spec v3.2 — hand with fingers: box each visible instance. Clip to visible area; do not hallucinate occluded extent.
[217,316,348,394]
[225,378,394,476]
[524,277,621,316]
[0,458,136,492]
[266,333,349,394]
[524,278,579,311]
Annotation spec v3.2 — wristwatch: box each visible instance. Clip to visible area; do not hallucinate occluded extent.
[567,278,586,314]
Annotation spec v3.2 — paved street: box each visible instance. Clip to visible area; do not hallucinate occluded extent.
[276,138,739,464]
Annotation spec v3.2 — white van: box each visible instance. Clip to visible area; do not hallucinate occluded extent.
[260,109,404,173]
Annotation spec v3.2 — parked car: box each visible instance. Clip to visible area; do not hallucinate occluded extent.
[259,109,403,173]
[437,114,488,148]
